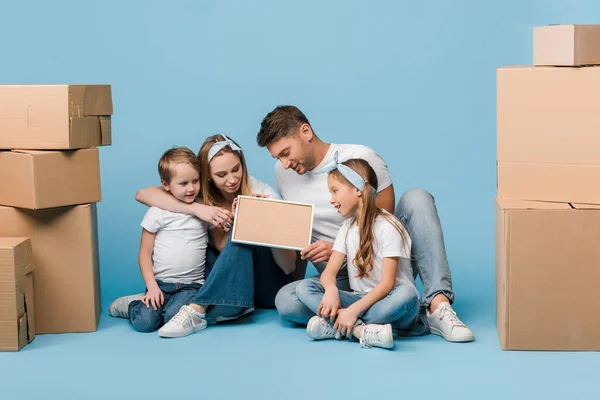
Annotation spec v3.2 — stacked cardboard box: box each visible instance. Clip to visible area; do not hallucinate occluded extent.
[0,85,112,349]
[496,25,600,351]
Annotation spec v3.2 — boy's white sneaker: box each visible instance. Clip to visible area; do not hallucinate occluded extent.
[306,316,341,340]
[158,305,207,338]
[359,324,394,349]
[427,302,474,342]
[109,294,144,318]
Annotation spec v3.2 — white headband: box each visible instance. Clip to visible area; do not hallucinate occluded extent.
[208,134,242,162]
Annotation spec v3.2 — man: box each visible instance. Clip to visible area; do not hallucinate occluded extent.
[256,105,473,342]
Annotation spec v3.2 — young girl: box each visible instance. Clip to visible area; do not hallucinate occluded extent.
[296,152,423,349]
[114,134,297,338]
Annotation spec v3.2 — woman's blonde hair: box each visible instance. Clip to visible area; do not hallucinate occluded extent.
[197,135,251,206]
[329,159,411,278]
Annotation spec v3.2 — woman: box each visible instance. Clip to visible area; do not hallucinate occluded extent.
[110,134,296,329]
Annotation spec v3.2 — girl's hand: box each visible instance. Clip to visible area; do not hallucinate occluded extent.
[141,287,164,311]
[195,204,233,231]
[334,308,359,338]
[318,287,340,322]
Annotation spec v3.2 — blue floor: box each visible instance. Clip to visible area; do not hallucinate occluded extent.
[0,287,597,400]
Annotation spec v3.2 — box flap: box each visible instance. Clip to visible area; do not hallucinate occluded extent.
[495,197,571,210]
[100,116,111,145]
[571,203,600,210]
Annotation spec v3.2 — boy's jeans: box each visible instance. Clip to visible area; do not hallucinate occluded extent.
[128,281,202,332]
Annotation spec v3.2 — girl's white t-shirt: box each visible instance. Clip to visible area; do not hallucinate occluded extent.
[332,212,417,295]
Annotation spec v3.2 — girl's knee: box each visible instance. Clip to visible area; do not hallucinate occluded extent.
[295,279,321,302]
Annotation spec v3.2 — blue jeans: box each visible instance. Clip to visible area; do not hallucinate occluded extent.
[296,279,421,333]
[128,281,202,332]
[195,238,292,323]
[275,188,453,325]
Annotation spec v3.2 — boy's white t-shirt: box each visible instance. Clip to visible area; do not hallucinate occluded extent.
[275,143,392,244]
[141,207,209,285]
[332,213,416,295]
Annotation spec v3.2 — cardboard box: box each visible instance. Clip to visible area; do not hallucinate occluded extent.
[496,197,600,351]
[497,66,600,204]
[0,238,35,351]
[0,204,101,333]
[232,196,313,250]
[0,148,101,209]
[534,25,600,66]
[0,85,112,150]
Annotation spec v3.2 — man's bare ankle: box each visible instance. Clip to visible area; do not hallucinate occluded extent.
[190,304,206,314]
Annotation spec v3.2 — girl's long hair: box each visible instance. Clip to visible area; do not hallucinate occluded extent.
[329,159,411,278]
[197,135,252,206]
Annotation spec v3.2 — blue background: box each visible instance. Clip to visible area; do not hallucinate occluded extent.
[0,1,598,399]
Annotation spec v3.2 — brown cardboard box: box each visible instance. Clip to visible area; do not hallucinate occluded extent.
[0,148,101,209]
[0,238,35,351]
[232,196,313,250]
[0,85,112,150]
[495,197,600,351]
[0,204,101,333]
[534,25,600,66]
[497,66,600,204]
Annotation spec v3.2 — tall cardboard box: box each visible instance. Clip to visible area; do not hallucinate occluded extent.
[495,197,600,350]
[534,25,600,66]
[0,148,101,209]
[497,66,600,204]
[0,85,112,150]
[0,238,35,351]
[0,204,101,333]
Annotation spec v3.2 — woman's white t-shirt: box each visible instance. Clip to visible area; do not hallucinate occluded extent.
[332,212,417,295]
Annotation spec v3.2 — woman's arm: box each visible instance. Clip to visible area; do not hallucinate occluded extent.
[135,186,233,227]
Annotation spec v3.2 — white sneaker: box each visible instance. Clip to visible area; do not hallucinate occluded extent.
[109,294,144,318]
[427,302,474,342]
[158,305,207,338]
[359,324,394,349]
[306,316,341,340]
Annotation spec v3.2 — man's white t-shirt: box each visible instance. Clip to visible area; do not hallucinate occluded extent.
[141,207,209,284]
[332,213,416,295]
[275,143,392,244]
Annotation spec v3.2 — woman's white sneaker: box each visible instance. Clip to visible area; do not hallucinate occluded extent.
[427,302,474,342]
[359,324,394,349]
[158,305,207,338]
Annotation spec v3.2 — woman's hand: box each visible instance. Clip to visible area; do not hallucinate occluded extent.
[194,204,233,231]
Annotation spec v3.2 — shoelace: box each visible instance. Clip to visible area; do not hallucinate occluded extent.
[359,325,382,349]
[438,305,466,328]
[319,318,338,337]
[170,307,193,325]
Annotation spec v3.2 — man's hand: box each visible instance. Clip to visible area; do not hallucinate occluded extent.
[300,240,334,263]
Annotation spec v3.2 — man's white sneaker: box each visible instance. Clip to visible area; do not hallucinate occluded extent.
[109,294,144,318]
[307,316,341,340]
[359,324,394,349]
[427,302,474,342]
[158,305,207,338]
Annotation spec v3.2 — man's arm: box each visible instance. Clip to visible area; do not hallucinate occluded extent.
[376,184,395,214]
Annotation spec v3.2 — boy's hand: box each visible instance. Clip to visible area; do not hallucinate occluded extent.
[142,287,164,310]
[334,308,359,338]
[318,287,340,322]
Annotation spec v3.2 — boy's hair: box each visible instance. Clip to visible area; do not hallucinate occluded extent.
[197,135,251,206]
[257,105,312,147]
[330,159,411,278]
[158,147,201,183]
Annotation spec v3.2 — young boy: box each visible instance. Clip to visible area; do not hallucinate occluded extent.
[109,147,209,333]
